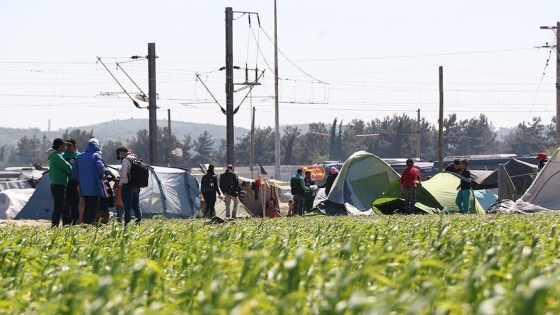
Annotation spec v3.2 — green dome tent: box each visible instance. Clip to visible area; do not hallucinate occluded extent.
[314,151,400,215]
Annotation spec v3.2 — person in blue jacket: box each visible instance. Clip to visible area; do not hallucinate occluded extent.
[73,138,106,224]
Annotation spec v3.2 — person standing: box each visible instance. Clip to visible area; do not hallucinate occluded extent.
[219,165,240,219]
[62,138,80,225]
[320,166,339,195]
[444,159,462,174]
[73,138,106,224]
[455,159,472,214]
[400,158,421,215]
[116,146,142,225]
[48,138,73,227]
[201,164,221,218]
[536,152,548,172]
[290,168,309,216]
[303,170,316,213]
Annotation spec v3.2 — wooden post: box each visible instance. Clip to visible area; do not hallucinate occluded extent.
[416,108,421,159]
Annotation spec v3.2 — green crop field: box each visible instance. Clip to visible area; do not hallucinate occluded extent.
[1,214,560,314]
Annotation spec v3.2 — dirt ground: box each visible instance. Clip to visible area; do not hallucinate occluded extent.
[0,219,50,227]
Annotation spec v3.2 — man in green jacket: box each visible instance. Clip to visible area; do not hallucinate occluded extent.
[48,138,73,227]
[62,138,80,225]
[290,168,310,216]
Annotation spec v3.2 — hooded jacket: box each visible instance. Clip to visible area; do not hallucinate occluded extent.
[48,149,73,186]
[73,139,106,197]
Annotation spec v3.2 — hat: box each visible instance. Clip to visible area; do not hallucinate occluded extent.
[536,152,548,160]
[52,138,65,149]
[453,159,460,165]
[115,146,128,160]
[89,138,100,147]
[65,138,76,146]
[406,158,414,165]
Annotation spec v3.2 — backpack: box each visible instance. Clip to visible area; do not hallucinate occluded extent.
[201,174,215,194]
[127,155,149,188]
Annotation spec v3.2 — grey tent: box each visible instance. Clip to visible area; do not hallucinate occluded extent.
[16,165,200,220]
[471,158,536,195]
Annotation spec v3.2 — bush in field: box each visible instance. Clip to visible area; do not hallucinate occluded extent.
[0,215,560,314]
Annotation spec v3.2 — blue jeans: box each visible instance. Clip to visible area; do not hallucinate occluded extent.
[455,189,471,214]
[403,187,416,214]
[122,183,141,224]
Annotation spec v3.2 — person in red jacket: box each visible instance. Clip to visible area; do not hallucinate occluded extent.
[400,158,421,215]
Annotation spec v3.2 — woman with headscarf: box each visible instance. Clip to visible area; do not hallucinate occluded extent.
[320,166,339,195]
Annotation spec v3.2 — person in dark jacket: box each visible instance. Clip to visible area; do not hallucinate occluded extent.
[219,165,239,219]
[73,138,106,224]
[290,168,309,216]
[320,166,339,195]
[48,138,73,227]
[201,164,221,218]
[444,159,462,173]
[62,138,80,225]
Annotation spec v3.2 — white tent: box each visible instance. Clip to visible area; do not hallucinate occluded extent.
[518,147,560,211]
[16,165,200,220]
[0,188,34,219]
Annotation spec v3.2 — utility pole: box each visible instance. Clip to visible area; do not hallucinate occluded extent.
[167,109,172,167]
[225,7,235,165]
[148,43,158,165]
[273,0,281,180]
[416,108,421,159]
[438,66,444,172]
[250,106,256,178]
[540,22,560,146]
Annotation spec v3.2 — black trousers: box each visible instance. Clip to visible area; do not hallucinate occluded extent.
[82,196,100,225]
[50,184,66,227]
[63,179,80,225]
[202,192,217,218]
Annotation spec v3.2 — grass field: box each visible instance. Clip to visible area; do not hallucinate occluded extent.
[1,214,560,314]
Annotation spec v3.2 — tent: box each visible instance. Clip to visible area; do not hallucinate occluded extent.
[16,165,201,220]
[518,147,560,211]
[421,172,486,214]
[371,179,443,215]
[0,188,34,219]
[471,158,536,197]
[315,151,400,215]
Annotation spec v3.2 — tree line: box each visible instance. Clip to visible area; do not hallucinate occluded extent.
[1,114,556,170]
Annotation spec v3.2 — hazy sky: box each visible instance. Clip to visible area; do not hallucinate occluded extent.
[1,1,559,132]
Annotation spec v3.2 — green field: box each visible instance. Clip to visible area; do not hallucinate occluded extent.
[1,214,560,314]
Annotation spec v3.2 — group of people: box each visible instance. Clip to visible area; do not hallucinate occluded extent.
[289,166,339,216]
[200,164,341,219]
[47,137,143,227]
[200,164,241,219]
[401,158,472,214]
[401,151,549,215]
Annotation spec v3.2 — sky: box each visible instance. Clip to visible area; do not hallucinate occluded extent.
[1,1,559,132]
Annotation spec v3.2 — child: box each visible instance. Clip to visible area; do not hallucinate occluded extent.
[455,159,471,214]
[287,199,294,216]
[265,197,282,218]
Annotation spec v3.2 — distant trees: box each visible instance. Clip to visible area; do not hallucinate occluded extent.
[1,114,557,170]
[501,117,555,155]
